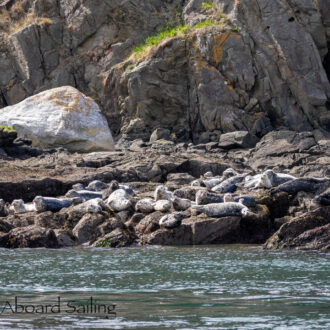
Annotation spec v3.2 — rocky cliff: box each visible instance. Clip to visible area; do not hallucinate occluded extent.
[0,0,329,142]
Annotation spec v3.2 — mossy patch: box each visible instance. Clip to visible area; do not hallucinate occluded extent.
[0,125,16,133]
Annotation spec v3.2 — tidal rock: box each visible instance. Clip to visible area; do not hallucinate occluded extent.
[154,200,172,212]
[92,228,133,248]
[219,131,258,149]
[5,225,59,249]
[264,206,330,250]
[54,229,76,247]
[0,87,114,152]
[73,213,106,244]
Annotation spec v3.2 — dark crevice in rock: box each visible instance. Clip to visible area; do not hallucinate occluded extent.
[323,43,330,82]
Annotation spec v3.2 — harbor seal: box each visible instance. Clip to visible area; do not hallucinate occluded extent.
[222,168,238,179]
[66,189,103,201]
[203,171,214,178]
[154,200,172,212]
[192,202,250,218]
[172,197,191,211]
[154,185,173,201]
[71,198,107,214]
[191,180,201,187]
[159,213,184,229]
[10,199,37,213]
[33,196,75,213]
[107,189,133,212]
[135,198,155,213]
[271,178,330,195]
[311,187,330,207]
[245,170,296,189]
[195,190,223,205]
[203,177,223,189]
[211,174,246,193]
[87,180,108,192]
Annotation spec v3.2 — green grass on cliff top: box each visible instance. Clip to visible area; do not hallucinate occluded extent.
[132,20,220,57]
[0,125,16,133]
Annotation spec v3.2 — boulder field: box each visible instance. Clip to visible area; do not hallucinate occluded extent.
[0,128,328,251]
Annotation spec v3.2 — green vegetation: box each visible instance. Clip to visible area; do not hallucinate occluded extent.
[96,236,113,248]
[133,24,189,55]
[0,125,16,133]
[128,4,234,62]
[201,0,214,10]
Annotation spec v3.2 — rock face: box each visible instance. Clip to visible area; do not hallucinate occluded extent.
[0,0,329,141]
[0,86,114,152]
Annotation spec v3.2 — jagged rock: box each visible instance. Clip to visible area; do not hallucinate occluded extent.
[54,229,76,247]
[166,173,195,185]
[218,131,258,149]
[72,213,106,244]
[0,87,114,152]
[4,225,58,248]
[149,128,171,142]
[264,206,330,250]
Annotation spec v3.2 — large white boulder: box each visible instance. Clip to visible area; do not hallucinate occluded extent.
[0,86,114,152]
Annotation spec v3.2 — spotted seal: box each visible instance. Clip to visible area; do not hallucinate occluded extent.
[66,189,103,201]
[154,185,172,201]
[159,213,184,229]
[172,197,191,211]
[212,174,246,193]
[192,201,251,218]
[135,198,155,214]
[311,187,330,207]
[195,190,223,205]
[271,178,330,195]
[107,189,133,212]
[33,196,76,213]
[10,199,37,213]
[154,200,172,212]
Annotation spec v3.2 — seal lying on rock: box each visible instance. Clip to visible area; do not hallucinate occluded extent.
[154,200,172,212]
[107,189,133,212]
[195,190,223,205]
[245,170,296,189]
[212,175,246,193]
[87,180,108,191]
[159,213,184,229]
[33,196,76,213]
[271,178,330,195]
[135,198,155,213]
[69,198,107,214]
[173,197,191,211]
[10,199,36,213]
[192,201,251,218]
[66,189,103,201]
[312,187,330,207]
[191,180,201,187]
[155,185,172,201]
[203,177,223,189]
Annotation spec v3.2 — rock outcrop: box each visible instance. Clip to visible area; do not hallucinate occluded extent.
[0,0,329,141]
[0,86,114,151]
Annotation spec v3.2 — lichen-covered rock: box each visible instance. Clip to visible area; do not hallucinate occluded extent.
[0,86,114,152]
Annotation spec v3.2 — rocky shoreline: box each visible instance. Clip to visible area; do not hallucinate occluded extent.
[0,127,329,251]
